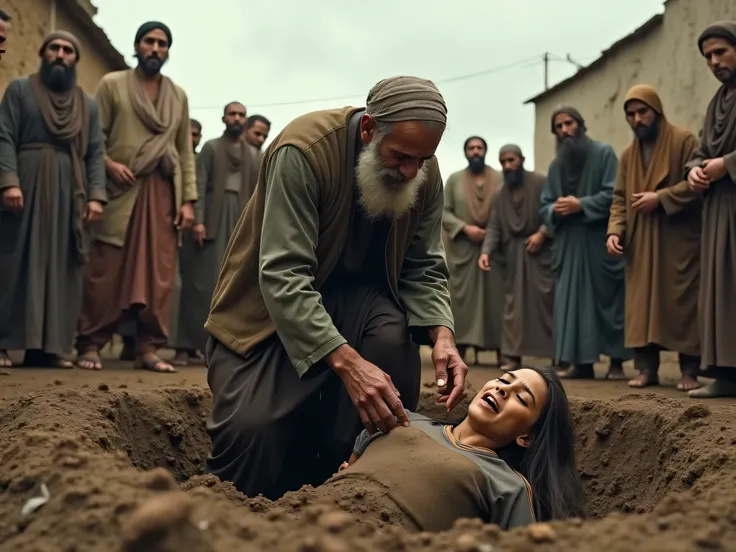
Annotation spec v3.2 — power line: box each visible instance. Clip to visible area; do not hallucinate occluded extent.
[189,54,544,111]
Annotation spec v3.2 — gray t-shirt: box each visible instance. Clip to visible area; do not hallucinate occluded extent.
[340,411,536,531]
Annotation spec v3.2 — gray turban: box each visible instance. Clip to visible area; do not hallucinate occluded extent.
[499,143,523,157]
[366,76,447,124]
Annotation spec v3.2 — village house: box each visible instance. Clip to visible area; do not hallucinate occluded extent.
[525,0,733,170]
[1,0,126,94]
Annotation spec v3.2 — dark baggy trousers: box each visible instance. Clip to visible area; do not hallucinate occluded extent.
[204,284,421,499]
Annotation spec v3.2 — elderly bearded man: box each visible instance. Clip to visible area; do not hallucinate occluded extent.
[685,21,736,398]
[75,21,196,373]
[480,145,555,371]
[540,107,632,380]
[442,136,503,365]
[0,31,105,369]
[204,76,469,499]
[607,85,702,392]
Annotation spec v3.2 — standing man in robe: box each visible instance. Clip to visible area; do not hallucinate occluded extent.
[119,116,203,363]
[0,10,11,61]
[204,76,468,499]
[244,114,270,150]
[75,21,196,373]
[442,136,503,365]
[540,107,631,379]
[0,31,105,369]
[607,85,702,392]
[686,21,736,398]
[172,102,257,366]
[479,144,554,370]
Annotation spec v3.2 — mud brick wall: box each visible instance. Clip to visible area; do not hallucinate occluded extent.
[1,0,125,95]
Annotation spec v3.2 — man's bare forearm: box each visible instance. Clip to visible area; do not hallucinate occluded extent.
[428,325,455,344]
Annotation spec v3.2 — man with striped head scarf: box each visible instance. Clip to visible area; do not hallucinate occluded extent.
[204,76,468,499]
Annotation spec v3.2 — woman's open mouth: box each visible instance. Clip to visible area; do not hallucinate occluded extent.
[481,392,499,413]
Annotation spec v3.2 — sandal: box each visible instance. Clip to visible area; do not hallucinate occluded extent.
[134,355,176,373]
[75,351,103,371]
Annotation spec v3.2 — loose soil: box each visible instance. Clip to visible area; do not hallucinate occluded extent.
[1,347,736,551]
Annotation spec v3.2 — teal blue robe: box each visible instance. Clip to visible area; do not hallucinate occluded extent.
[539,140,631,365]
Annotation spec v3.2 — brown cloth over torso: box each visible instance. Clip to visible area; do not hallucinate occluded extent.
[462,167,500,227]
[609,122,701,355]
[205,107,441,356]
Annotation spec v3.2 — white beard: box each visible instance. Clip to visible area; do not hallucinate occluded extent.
[355,139,428,219]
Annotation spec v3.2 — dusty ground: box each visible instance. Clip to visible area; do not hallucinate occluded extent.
[1,345,736,551]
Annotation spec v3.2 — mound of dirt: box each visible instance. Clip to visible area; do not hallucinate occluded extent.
[0,384,735,551]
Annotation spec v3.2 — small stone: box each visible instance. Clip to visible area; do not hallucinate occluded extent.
[455,533,482,552]
[142,467,177,491]
[317,510,354,532]
[527,522,557,543]
[97,382,109,391]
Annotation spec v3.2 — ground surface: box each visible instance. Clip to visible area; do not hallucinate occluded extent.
[1,345,735,551]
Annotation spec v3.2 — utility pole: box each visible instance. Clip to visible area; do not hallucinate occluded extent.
[543,52,549,90]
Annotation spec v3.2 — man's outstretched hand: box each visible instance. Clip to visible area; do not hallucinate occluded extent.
[328,345,410,434]
[429,326,468,412]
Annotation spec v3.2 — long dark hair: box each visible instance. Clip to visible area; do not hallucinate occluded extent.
[494,367,585,521]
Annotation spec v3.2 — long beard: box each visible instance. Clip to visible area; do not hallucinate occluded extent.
[503,167,524,186]
[136,52,165,76]
[40,58,76,92]
[556,130,591,170]
[355,139,427,219]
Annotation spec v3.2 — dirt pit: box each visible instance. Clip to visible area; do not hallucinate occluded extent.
[1,383,736,551]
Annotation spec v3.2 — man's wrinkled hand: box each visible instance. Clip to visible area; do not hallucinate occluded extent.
[631,191,659,213]
[191,223,206,246]
[175,202,195,230]
[477,253,491,271]
[553,196,582,216]
[430,329,468,412]
[525,231,545,254]
[687,166,710,192]
[1,186,23,211]
[463,224,485,244]
[329,346,410,434]
[84,200,104,223]
[702,157,727,181]
[606,234,623,255]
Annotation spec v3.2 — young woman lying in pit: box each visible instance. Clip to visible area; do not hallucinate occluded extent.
[330,367,585,531]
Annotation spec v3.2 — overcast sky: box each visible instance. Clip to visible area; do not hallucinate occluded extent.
[93,0,664,174]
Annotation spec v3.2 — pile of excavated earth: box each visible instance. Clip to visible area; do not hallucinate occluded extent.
[1,379,736,551]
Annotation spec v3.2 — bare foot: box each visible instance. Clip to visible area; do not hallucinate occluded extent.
[628,373,658,388]
[556,365,595,379]
[76,351,103,370]
[0,350,12,368]
[676,375,701,392]
[135,353,176,373]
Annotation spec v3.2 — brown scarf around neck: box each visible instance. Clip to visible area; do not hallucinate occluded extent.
[462,166,500,227]
[27,72,90,261]
[125,69,179,180]
[203,134,253,239]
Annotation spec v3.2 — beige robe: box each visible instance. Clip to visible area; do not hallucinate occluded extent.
[442,167,503,349]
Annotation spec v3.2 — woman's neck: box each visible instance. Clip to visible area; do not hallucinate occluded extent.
[452,420,498,451]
